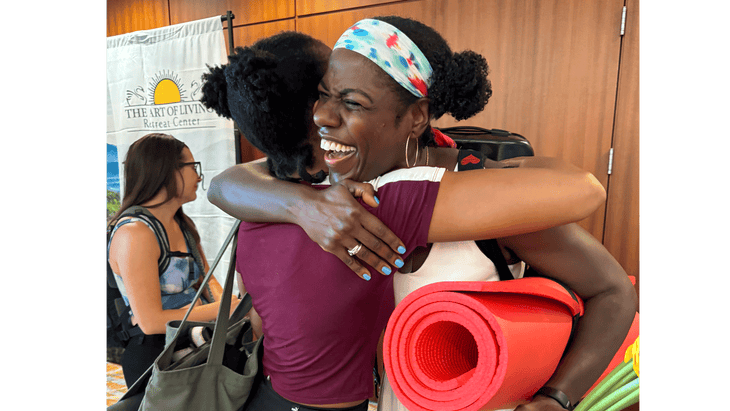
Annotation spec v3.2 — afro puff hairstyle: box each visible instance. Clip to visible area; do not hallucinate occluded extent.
[201,31,328,183]
[373,16,493,148]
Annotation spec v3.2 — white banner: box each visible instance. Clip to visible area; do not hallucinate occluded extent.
[107,16,238,292]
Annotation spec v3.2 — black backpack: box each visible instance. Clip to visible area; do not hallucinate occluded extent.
[436,125,536,281]
[436,126,534,161]
[452,142,581,346]
[449,148,517,282]
[106,206,205,352]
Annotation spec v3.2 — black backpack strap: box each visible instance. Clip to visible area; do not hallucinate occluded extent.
[455,149,515,281]
[107,220,131,346]
[107,263,144,344]
[524,267,581,348]
[181,223,205,277]
[555,276,580,351]
[124,206,172,273]
[177,218,214,301]
[475,239,515,282]
[107,206,170,293]
[107,219,121,288]
[107,206,171,345]
[114,298,145,341]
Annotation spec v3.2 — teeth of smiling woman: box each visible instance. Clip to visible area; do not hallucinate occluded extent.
[320,139,356,153]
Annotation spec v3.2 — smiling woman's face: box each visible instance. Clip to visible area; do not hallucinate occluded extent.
[301,40,332,178]
[313,48,414,183]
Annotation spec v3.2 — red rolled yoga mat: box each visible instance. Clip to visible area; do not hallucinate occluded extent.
[383,277,639,411]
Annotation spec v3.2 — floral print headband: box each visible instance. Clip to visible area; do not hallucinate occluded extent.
[333,19,433,98]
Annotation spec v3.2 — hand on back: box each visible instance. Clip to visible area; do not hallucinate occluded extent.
[296,179,406,280]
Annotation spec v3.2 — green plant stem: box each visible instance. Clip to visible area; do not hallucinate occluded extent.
[575,360,633,411]
[610,372,637,394]
[603,385,640,411]
[586,379,639,411]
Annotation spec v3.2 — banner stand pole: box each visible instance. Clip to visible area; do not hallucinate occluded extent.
[221,11,242,165]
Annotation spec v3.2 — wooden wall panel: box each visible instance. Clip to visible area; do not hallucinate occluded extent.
[431,0,624,238]
[237,134,267,164]
[298,1,430,46]
[229,20,295,49]
[107,0,170,37]
[299,0,625,241]
[603,0,640,303]
[169,0,295,26]
[297,0,405,16]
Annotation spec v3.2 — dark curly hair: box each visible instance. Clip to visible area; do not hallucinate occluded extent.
[373,16,492,148]
[201,31,328,183]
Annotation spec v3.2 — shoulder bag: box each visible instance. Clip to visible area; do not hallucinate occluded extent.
[108,219,263,411]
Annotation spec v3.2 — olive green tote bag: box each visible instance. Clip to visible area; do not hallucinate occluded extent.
[109,220,263,411]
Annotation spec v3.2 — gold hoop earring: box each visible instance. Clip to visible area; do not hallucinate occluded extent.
[405,134,420,168]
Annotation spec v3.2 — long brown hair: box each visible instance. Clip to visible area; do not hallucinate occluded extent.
[108,133,201,244]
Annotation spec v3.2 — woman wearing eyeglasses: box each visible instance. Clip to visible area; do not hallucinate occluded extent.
[107,133,241,386]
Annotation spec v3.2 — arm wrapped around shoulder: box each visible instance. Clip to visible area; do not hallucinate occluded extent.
[428,158,606,243]
[576,169,606,217]
[501,156,607,222]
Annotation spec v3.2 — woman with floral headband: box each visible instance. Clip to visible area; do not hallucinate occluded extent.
[202,18,632,411]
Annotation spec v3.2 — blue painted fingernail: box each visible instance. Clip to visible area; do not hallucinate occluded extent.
[382,266,392,275]
[363,273,371,281]
[375,196,380,205]
[397,246,406,254]
[394,259,404,268]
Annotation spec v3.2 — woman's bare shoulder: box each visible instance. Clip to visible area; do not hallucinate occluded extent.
[109,219,159,255]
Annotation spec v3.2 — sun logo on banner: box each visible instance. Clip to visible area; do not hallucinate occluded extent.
[148,70,187,105]
[124,70,196,107]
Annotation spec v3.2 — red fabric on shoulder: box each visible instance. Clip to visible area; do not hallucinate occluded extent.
[433,128,456,148]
